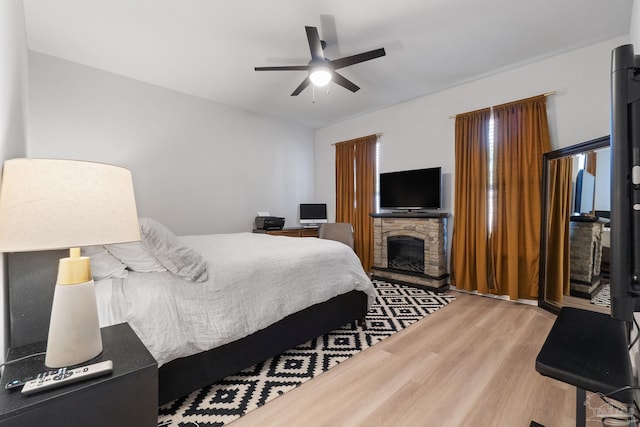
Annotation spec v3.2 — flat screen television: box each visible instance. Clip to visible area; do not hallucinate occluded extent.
[299,203,327,226]
[379,167,441,211]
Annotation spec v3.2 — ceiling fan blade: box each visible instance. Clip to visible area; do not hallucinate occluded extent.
[255,65,309,71]
[330,48,386,70]
[291,77,311,96]
[332,71,360,93]
[305,26,325,61]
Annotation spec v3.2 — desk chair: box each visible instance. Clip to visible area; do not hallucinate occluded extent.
[319,223,354,250]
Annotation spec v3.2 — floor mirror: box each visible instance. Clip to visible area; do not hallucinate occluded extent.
[538,135,611,314]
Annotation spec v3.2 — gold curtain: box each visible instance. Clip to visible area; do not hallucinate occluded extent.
[451,108,492,293]
[335,143,355,223]
[545,156,573,302]
[491,95,551,299]
[335,134,378,271]
[585,151,597,176]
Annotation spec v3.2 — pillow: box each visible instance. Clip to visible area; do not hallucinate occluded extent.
[105,241,167,273]
[139,217,209,282]
[82,245,128,280]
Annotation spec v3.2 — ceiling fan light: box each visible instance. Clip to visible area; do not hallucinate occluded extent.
[309,68,332,87]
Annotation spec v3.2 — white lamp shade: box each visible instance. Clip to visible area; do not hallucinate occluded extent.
[0,158,140,252]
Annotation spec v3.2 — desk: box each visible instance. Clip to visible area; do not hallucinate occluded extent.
[535,307,635,426]
[253,227,319,237]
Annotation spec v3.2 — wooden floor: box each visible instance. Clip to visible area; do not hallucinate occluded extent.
[231,291,578,427]
[563,293,610,315]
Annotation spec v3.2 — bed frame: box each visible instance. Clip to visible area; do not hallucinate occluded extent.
[7,251,369,405]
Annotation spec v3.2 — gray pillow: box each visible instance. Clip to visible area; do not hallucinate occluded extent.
[82,245,129,280]
[138,217,209,282]
[104,242,167,273]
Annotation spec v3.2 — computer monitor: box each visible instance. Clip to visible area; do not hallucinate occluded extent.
[299,203,327,227]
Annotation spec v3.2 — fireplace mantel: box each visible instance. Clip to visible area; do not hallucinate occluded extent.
[371,212,449,292]
[371,212,449,219]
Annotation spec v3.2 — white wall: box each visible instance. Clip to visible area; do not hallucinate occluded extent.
[631,0,640,46]
[0,0,29,360]
[27,53,315,235]
[315,36,628,227]
[0,3,28,164]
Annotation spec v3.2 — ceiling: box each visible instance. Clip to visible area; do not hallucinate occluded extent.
[22,0,633,129]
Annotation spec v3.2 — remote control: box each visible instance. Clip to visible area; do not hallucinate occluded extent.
[5,378,30,390]
[21,360,113,395]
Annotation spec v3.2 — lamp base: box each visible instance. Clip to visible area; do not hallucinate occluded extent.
[45,280,103,368]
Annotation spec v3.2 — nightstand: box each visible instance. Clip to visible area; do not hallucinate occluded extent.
[0,323,158,427]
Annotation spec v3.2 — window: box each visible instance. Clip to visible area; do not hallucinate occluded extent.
[452,95,551,299]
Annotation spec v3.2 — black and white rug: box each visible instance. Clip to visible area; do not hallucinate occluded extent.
[157,280,456,427]
[591,284,610,308]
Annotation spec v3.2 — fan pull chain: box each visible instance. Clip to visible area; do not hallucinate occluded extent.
[310,83,331,103]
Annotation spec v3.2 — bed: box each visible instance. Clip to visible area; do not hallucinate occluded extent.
[7,218,375,405]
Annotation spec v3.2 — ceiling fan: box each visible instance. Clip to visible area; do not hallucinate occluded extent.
[254,26,386,96]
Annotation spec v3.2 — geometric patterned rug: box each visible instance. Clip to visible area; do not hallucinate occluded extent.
[157,280,456,427]
[591,283,610,307]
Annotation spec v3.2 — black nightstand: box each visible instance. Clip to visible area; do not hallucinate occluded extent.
[0,323,158,427]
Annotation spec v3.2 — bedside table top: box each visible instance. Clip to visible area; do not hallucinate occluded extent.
[0,322,157,421]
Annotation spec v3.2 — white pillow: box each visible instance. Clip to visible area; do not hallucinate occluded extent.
[82,245,128,280]
[139,217,209,282]
[105,242,167,273]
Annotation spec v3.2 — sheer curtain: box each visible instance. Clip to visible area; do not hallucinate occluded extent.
[335,134,378,271]
[451,108,492,293]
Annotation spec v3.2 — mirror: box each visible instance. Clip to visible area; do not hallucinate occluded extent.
[538,136,610,314]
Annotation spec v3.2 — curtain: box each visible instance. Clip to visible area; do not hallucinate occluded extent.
[545,156,573,303]
[491,95,551,299]
[585,151,597,176]
[451,108,492,293]
[335,143,355,223]
[335,134,378,271]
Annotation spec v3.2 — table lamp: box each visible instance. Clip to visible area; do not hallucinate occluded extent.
[0,158,140,368]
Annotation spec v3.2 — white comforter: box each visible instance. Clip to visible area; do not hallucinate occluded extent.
[95,232,376,366]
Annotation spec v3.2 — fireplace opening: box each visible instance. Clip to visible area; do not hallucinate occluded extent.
[387,235,425,274]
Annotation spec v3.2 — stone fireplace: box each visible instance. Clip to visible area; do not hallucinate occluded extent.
[569,217,605,298]
[387,235,425,273]
[371,212,449,291]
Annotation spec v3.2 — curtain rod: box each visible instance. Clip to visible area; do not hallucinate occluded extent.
[448,91,557,119]
[331,132,383,146]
